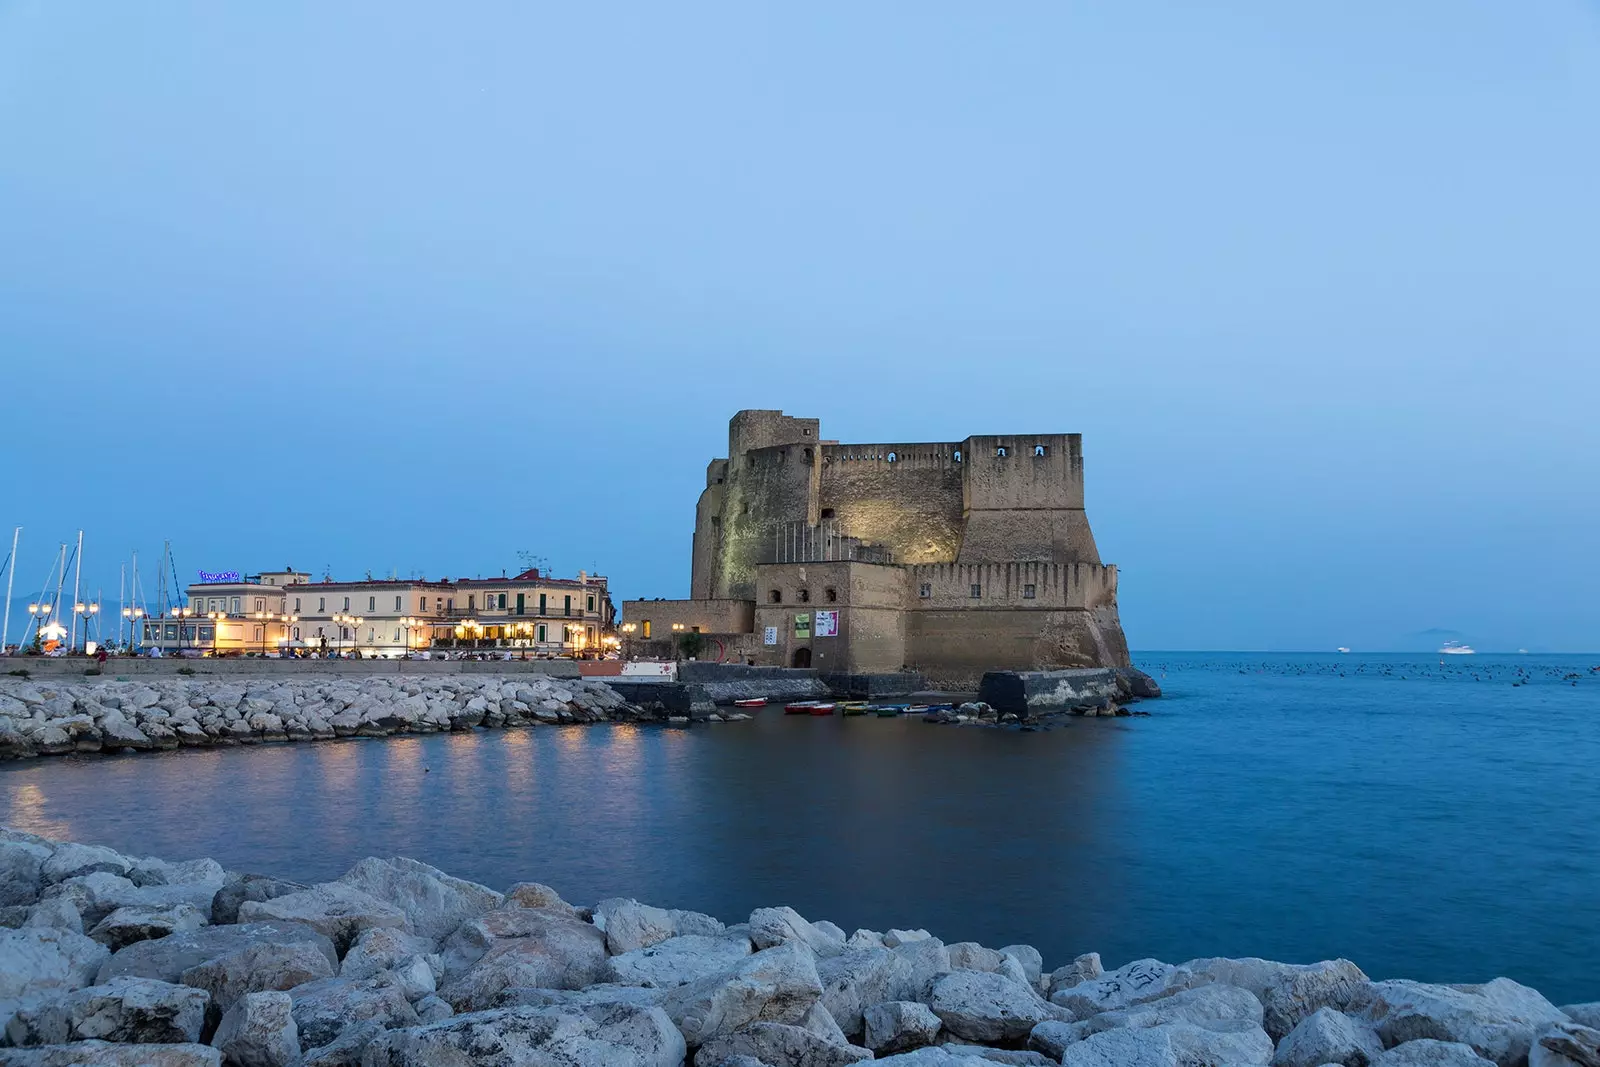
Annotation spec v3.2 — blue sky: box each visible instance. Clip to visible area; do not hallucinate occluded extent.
[2,1,1597,652]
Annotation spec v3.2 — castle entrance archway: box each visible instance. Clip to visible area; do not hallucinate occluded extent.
[791,647,811,668]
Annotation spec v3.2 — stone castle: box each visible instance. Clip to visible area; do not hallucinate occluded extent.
[622,409,1129,687]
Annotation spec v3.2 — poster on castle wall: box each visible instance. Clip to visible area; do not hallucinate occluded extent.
[763,626,778,645]
[814,610,838,638]
[794,614,811,639]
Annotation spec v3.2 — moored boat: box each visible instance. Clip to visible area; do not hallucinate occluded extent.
[840,702,869,716]
[807,703,837,716]
[872,704,906,717]
[732,698,768,708]
[784,701,819,714]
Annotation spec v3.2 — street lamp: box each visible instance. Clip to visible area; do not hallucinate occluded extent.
[207,611,225,656]
[252,610,272,655]
[122,606,145,652]
[333,612,364,657]
[27,603,51,651]
[73,602,100,654]
[278,613,299,657]
[399,616,425,658]
[173,606,193,652]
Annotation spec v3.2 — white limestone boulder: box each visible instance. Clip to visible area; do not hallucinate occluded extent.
[1562,1006,1600,1030]
[88,903,207,951]
[5,976,209,1046]
[287,976,419,1051]
[1058,1019,1274,1066]
[40,843,134,885]
[658,941,824,1047]
[237,882,410,953]
[1047,953,1104,997]
[1272,1006,1385,1067]
[1067,981,1265,1039]
[1049,958,1197,1020]
[338,927,442,983]
[0,841,51,907]
[1529,1021,1600,1067]
[1000,944,1044,986]
[361,1002,687,1067]
[1186,956,1370,1041]
[818,939,953,1039]
[749,906,849,958]
[927,969,1068,1043]
[210,874,309,925]
[0,927,110,1032]
[865,1000,944,1054]
[208,990,300,1067]
[505,882,581,918]
[694,1021,873,1066]
[439,905,606,981]
[594,898,679,955]
[0,1040,222,1065]
[602,933,755,988]
[948,944,1006,973]
[337,856,502,942]
[1373,1039,1497,1066]
[884,929,933,948]
[176,940,337,1015]
[1364,978,1570,1067]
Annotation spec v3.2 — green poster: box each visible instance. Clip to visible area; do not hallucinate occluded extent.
[793,613,811,639]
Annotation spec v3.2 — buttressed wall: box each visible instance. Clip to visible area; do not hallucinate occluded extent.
[685,410,1130,683]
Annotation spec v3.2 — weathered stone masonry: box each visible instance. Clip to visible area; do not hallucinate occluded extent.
[626,410,1131,688]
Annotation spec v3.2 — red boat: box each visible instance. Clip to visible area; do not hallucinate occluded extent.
[733,698,767,708]
[807,703,836,716]
[784,701,818,714]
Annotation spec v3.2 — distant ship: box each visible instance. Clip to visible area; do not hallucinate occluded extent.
[1439,642,1475,655]
[1336,647,1350,653]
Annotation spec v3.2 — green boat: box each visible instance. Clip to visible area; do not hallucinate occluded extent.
[840,702,870,716]
[872,704,907,717]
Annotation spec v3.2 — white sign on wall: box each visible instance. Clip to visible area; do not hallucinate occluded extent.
[814,610,838,638]
[763,626,779,646]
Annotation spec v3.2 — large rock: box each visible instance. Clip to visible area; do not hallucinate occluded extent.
[339,927,442,984]
[659,942,825,1046]
[750,907,848,959]
[39,843,134,885]
[595,898,679,955]
[1273,1006,1385,1067]
[1050,958,1196,1019]
[504,882,581,919]
[236,883,410,953]
[439,913,610,1011]
[210,874,308,926]
[0,1041,222,1066]
[695,1021,873,1066]
[1000,945,1044,987]
[297,1020,385,1067]
[603,934,754,988]
[179,939,337,1016]
[1186,956,1369,1041]
[1047,954,1105,997]
[865,1000,943,1054]
[287,976,419,1051]
[1058,1020,1275,1066]
[1067,982,1264,1039]
[0,842,51,907]
[948,944,1007,974]
[1364,978,1570,1067]
[88,903,207,951]
[1374,1040,1497,1066]
[5,976,209,1046]
[819,940,953,1039]
[209,990,300,1067]
[1530,1022,1600,1067]
[1563,1007,1600,1031]
[0,927,110,1031]
[97,921,332,990]
[362,1002,687,1067]
[927,970,1066,1043]
[337,857,502,942]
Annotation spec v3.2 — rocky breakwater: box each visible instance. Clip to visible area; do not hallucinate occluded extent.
[0,674,741,761]
[3,831,1598,1067]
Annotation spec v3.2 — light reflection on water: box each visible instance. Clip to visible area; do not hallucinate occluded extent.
[3,652,1598,1004]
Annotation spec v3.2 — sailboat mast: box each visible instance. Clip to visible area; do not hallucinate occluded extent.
[69,529,84,650]
[2,526,18,653]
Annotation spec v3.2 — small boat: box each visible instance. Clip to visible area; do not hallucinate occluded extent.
[906,705,931,714]
[840,702,870,716]
[872,704,907,717]
[807,703,837,716]
[1439,643,1475,655]
[732,698,768,708]
[784,701,819,715]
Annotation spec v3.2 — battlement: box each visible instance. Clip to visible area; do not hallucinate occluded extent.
[907,561,1117,610]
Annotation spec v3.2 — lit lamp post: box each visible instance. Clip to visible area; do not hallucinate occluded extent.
[27,603,51,651]
[73,601,100,654]
[399,616,424,658]
[277,613,299,657]
[207,611,225,656]
[122,606,145,652]
[333,612,364,657]
[174,607,193,652]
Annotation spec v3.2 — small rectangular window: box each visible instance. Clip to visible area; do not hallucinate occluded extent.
[1023,584,1036,599]
[498,593,507,610]
[294,597,301,612]
[395,595,402,610]
[770,590,783,604]
[970,584,982,598]
[254,597,265,612]
[825,588,837,602]
[446,598,454,611]
[798,589,810,603]
[564,595,572,616]
[368,596,375,611]
[343,597,350,610]
[642,620,651,638]
[919,583,931,598]
[587,595,595,611]
[318,597,325,612]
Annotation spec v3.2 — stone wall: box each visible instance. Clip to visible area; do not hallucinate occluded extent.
[817,445,966,565]
[2,658,583,680]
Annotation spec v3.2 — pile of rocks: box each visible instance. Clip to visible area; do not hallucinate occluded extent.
[3,830,1597,1066]
[0,675,746,761]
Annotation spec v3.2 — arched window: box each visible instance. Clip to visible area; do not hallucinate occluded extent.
[1034,444,1047,457]
[996,446,1008,458]
[886,452,897,463]
[952,450,962,463]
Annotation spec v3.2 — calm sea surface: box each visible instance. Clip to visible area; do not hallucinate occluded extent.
[4,652,1597,1003]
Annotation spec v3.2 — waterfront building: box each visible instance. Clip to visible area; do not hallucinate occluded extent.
[621,409,1130,688]
[141,565,613,657]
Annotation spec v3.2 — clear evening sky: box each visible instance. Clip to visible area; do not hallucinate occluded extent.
[2,3,1596,652]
